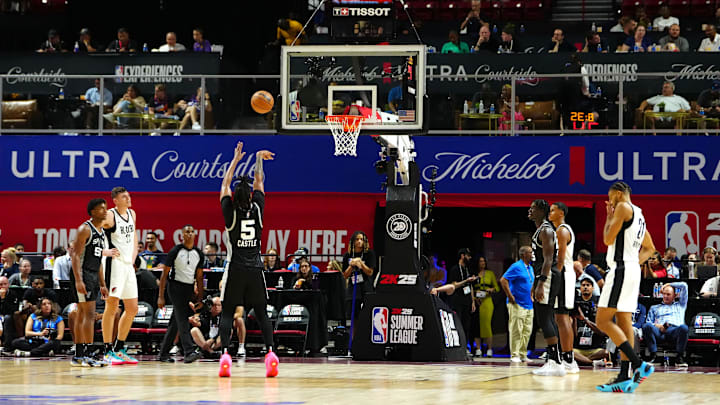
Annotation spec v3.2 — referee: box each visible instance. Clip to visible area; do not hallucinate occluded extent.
[157,225,205,363]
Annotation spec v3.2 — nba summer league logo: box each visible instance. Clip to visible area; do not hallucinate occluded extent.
[372,307,388,344]
[386,214,412,241]
[666,211,700,257]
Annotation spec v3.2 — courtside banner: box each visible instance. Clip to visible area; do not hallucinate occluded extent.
[0,192,380,259]
[2,135,720,195]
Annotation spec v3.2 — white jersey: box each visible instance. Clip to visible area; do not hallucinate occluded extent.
[558,223,575,274]
[107,207,136,265]
[606,203,646,270]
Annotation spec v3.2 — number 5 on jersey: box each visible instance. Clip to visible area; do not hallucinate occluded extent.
[237,219,258,247]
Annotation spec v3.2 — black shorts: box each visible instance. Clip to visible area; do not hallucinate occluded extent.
[69,268,100,303]
[532,268,561,307]
[219,266,268,310]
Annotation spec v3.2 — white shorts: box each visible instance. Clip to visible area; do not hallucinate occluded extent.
[554,269,576,311]
[108,261,138,300]
[598,262,640,313]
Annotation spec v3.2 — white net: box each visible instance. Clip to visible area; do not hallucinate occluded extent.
[326,115,364,157]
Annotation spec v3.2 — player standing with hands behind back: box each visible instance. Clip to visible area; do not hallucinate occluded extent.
[218,141,278,378]
[596,181,656,393]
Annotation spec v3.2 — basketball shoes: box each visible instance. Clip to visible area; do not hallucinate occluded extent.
[265,350,279,378]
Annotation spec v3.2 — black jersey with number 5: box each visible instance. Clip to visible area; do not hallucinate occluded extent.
[82,220,106,273]
[221,191,264,268]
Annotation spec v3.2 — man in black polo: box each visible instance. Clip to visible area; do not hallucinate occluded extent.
[157,225,205,363]
[447,248,476,354]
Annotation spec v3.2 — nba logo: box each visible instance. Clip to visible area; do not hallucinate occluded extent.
[371,307,388,344]
[695,315,703,328]
[289,100,301,122]
[114,65,124,83]
[665,211,699,258]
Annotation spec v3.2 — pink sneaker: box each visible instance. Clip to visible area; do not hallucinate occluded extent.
[218,352,232,378]
[265,351,279,378]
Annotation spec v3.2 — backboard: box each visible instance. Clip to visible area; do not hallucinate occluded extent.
[279,44,426,132]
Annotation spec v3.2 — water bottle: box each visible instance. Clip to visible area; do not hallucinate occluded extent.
[58,87,65,100]
[492,24,498,34]
[700,108,705,117]
[688,261,696,279]
[144,105,149,114]
[143,42,148,52]
[463,100,469,114]
[520,24,525,34]
[489,103,495,114]
[277,276,284,289]
[497,45,503,54]
[647,23,652,32]
[478,100,484,114]
[591,22,596,32]
[73,41,79,53]
[633,45,639,52]
[596,86,602,97]
[653,283,658,298]
[597,43,602,52]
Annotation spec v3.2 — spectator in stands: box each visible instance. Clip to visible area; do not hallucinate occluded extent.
[571,278,609,365]
[158,32,186,52]
[497,84,523,131]
[460,0,487,44]
[1,249,19,278]
[643,282,689,367]
[610,16,635,33]
[82,79,113,129]
[581,31,609,53]
[473,24,499,53]
[700,270,720,297]
[177,87,212,131]
[619,24,651,52]
[643,251,670,278]
[696,80,720,118]
[653,6,680,33]
[499,24,521,53]
[500,246,534,363]
[441,30,470,54]
[288,247,320,273]
[659,24,689,52]
[292,258,314,290]
[326,259,342,272]
[637,81,691,130]
[573,261,600,296]
[147,84,180,132]
[612,17,638,50]
[77,28,98,52]
[547,28,576,53]
[8,259,32,288]
[11,298,64,357]
[140,232,164,270]
[663,247,681,278]
[22,276,57,306]
[106,27,138,52]
[634,6,651,28]
[111,84,147,128]
[263,248,282,271]
[192,28,212,52]
[701,246,720,271]
[698,24,720,52]
[189,296,223,359]
[276,17,306,46]
[37,29,66,53]
[0,276,20,348]
[14,244,24,260]
[577,250,604,289]
[203,242,223,268]
[51,244,71,289]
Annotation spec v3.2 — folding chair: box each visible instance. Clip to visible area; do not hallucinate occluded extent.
[273,304,310,356]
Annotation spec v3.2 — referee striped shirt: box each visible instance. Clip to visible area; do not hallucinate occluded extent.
[165,245,205,285]
[646,282,688,327]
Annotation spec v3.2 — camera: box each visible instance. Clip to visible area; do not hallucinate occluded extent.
[46,327,58,339]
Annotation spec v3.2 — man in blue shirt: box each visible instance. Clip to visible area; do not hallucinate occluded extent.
[500,245,535,363]
[287,248,320,273]
[642,282,689,367]
[83,79,113,129]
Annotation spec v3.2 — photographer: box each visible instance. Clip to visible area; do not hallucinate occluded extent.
[11,298,64,356]
[189,296,224,358]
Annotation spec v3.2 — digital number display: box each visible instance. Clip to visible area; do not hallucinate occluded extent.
[570,112,595,122]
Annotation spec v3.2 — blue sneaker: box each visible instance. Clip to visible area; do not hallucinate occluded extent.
[104,351,125,365]
[632,361,654,386]
[596,377,635,393]
[116,348,138,364]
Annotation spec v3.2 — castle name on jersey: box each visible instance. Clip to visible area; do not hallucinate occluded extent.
[236,239,259,248]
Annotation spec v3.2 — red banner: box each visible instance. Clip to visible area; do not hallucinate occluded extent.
[0,192,383,266]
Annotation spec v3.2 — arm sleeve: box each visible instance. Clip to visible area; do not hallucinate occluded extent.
[221,196,235,229]
[165,246,180,270]
[671,281,688,308]
[646,95,661,105]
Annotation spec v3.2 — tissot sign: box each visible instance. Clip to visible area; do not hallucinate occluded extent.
[2,136,720,195]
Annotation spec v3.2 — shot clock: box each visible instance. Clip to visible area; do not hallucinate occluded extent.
[570,111,599,130]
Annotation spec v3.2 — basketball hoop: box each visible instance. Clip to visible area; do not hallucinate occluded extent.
[325,115,365,157]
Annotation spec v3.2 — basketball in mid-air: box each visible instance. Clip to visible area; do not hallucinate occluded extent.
[251,90,274,114]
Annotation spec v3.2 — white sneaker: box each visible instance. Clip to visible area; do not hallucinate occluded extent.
[191,122,201,130]
[533,360,567,376]
[563,360,580,374]
[487,349,493,358]
[169,345,179,355]
[520,356,529,362]
[14,349,30,357]
[511,356,522,363]
[237,346,246,357]
[592,359,606,368]
[474,349,482,357]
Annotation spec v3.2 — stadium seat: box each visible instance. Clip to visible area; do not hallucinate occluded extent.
[644,0,663,17]
[409,1,438,21]
[273,304,310,356]
[482,0,502,20]
[690,0,715,16]
[246,305,278,345]
[668,0,690,16]
[128,301,154,353]
[523,0,545,20]
[438,1,462,21]
[622,0,644,16]
[501,0,523,20]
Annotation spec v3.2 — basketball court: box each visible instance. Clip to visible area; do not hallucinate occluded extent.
[1,355,719,404]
